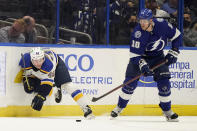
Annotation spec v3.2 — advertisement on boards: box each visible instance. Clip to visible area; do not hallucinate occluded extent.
[0,52,6,96]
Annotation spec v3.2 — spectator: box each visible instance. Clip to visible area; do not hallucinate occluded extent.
[146,0,170,18]
[126,14,138,33]
[184,6,197,23]
[184,0,197,18]
[23,16,37,43]
[110,0,138,45]
[161,0,178,17]
[0,18,26,43]
[183,12,197,47]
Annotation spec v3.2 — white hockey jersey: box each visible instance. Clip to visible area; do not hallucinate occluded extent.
[19,50,58,87]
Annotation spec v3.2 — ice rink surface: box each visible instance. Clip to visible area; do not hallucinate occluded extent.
[0,116,197,131]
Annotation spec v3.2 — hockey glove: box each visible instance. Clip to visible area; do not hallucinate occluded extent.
[23,77,34,93]
[31,94,46,111]
[139,59,153,76]
[165,49,179,66]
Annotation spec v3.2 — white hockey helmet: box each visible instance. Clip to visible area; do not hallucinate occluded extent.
[30,47,45,61]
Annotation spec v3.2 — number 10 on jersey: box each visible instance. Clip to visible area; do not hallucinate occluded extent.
[131,40,140,48]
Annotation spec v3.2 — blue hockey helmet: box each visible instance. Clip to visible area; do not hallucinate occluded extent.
[138,8,153,20]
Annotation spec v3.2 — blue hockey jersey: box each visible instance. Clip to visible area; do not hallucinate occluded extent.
[129,18,181,64]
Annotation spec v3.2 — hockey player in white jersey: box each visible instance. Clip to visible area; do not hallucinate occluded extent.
[19,47,94,119]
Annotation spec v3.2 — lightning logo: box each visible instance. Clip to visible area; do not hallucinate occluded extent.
[147,37,165,51]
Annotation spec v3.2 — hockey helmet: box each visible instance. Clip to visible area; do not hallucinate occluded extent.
[30,47,45,61]
[138,8,153,20]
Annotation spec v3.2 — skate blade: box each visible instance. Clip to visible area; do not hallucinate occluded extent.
[110,116,117,120]
[85,114,95,120]
[167,118,179,122]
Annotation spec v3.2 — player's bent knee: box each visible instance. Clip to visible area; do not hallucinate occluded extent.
[122,77,138,94]
[157,78,171,96]
[119,78,137,101]
[61,82,77,95]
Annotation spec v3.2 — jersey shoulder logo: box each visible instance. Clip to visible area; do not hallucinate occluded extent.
[48,71,55,78]
[134,31,141,38]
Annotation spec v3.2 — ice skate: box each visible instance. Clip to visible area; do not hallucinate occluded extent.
[163,110,179,122]
[82,105,95,119]
[110,106,123,119]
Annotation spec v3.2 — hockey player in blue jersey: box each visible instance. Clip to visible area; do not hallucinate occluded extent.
[19,47,94,119]
[111,8,181,122]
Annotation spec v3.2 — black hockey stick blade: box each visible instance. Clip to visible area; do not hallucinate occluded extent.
[91,59,168,102]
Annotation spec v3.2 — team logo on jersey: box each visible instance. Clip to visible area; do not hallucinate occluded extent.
[146,37,165,51]
[134,31,141,38]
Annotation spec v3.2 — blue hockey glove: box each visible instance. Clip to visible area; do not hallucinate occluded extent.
[139,59,153,76]
[31,94,46,111]
[165,49,179,66]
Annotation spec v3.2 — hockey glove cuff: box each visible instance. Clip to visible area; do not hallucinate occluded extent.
[139,59,153,76]
[31,94,46,111]
[165,49,179,66]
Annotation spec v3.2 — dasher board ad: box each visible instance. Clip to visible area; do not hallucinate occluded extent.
[0,46,197,106]
[0,52,6,96]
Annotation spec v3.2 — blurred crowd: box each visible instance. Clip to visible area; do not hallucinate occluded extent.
[0,0,197,46]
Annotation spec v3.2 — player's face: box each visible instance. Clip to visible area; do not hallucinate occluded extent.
[139,19,151,30]
[32,58,44,69]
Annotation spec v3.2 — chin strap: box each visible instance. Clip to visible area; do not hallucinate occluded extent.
[145,20,154,32]
[145,22,151,31]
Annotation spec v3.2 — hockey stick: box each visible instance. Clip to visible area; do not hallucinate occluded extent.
[21,53,31,89]
[91,59,168,102]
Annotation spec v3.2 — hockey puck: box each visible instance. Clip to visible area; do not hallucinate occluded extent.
[76,119,81,122]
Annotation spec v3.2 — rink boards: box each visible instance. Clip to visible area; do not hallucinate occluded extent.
[0,44,197,117]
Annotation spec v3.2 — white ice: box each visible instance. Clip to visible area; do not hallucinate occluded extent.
[0,116,196,131]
